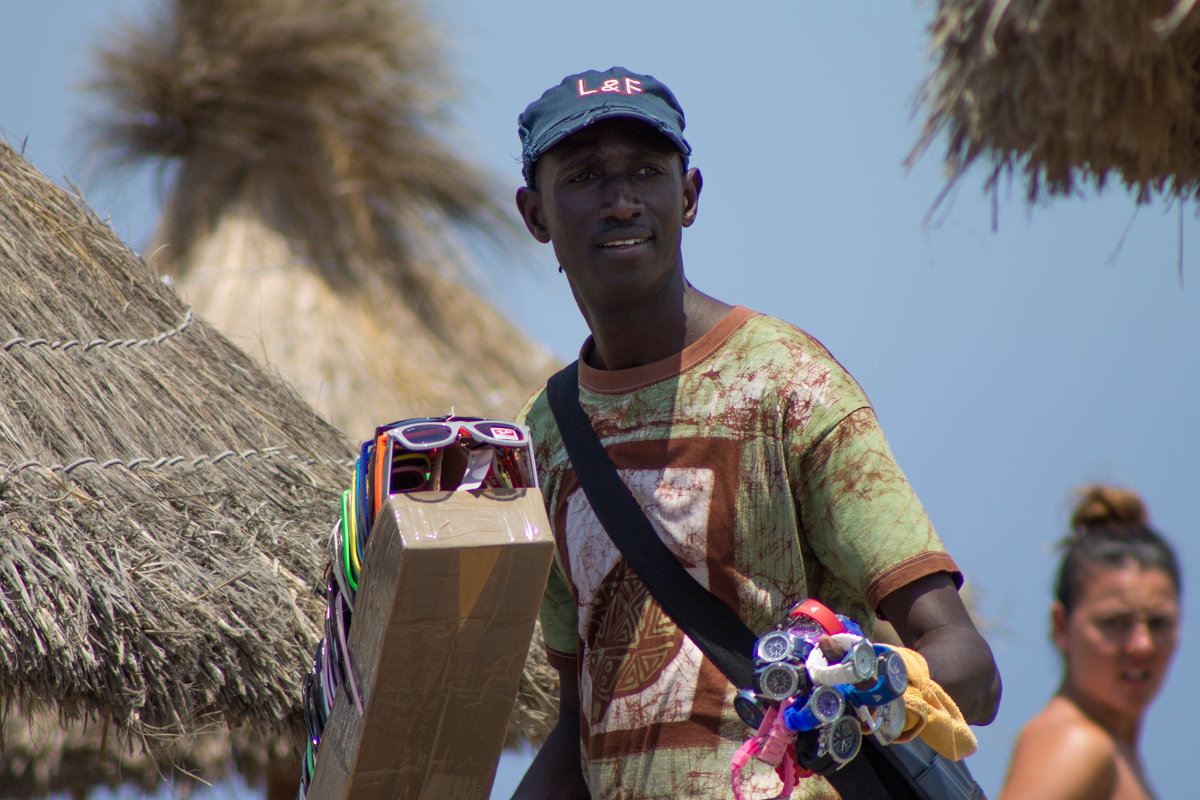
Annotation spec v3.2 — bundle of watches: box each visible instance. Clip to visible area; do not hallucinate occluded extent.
[730,599,909,800]
[297,416,539,798]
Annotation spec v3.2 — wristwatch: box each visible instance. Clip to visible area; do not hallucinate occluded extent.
[734,687,770,729]
[846,647,908,708]
[754,629,796,664]
[781,684,847,732]
[757,660,807,701]
[871,696,908,745]
[823,714,863,766]
[805,633,873,687]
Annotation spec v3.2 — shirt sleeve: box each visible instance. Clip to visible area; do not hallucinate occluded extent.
[539,551,580,671]
[797,407,960,613]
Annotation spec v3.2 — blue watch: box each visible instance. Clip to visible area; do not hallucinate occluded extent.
[846,647,908,708]
[782,684,846,732]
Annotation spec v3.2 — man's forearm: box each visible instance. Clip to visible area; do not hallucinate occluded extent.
[913,625,1002,724]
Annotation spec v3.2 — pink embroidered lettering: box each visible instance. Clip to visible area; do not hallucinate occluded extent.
[576,76,644,97]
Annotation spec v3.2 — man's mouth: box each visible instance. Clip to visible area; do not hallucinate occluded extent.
[597,232,652,248]
[598,236,649,249]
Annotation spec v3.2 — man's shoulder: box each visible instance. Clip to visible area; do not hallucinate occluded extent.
[718,310,859,393]
[728,310,840,362]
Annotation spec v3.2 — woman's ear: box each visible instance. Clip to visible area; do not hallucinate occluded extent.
[1051,602,1069,653]
[516,186,551,243]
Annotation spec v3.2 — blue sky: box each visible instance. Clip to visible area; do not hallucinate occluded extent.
[3,2,1198,798]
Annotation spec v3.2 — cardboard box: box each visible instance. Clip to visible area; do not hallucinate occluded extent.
[307,488,555,800]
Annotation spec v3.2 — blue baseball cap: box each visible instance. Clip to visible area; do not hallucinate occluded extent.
[518,67,691,183]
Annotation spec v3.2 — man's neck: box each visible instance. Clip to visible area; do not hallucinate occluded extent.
[583,285,733,371]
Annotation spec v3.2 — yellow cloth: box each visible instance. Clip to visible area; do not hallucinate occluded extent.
[886,645,977,760]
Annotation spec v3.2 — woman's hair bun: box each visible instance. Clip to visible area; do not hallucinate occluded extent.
[1069,485,1148,534]
[1055,484,1180,609]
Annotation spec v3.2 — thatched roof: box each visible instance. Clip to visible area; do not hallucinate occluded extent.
[0,138,555,796]
[910,0,1200,203]
[0,133,346,789]
[86,0,559,442]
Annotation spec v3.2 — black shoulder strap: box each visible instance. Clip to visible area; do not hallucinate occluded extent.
[546,362,757,689]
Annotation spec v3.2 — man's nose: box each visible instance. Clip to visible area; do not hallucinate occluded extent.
[602,176,642,219]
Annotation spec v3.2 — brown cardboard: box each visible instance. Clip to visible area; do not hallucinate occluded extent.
[308,488,555,800]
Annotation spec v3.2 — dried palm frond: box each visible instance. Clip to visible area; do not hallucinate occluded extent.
[85,0,559,441]
[88,0,510,291]
[910,0,1200,204]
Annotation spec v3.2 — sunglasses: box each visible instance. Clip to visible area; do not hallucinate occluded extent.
[340,489,362,588]
[368,417,539,514]
[323,583,364,715]
[381,418,530,450]
[328,518,355,608]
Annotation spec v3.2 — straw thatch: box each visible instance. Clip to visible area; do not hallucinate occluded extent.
[87,0,560,442]
[0,137,556,797]
[0,134,349,789]
[910,0,1200,203]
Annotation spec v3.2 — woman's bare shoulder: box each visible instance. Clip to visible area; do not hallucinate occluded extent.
[999,698,1118,800]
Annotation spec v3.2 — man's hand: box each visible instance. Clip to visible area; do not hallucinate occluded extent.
[877,572,1002,725]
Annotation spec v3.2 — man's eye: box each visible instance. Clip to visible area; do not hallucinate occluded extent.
[567,170,598,184]
[635,165,664,177]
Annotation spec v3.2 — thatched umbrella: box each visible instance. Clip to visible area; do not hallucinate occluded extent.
[87,0,560,443]
[910,0,1200,203]
[0,137,555,797]
[0,135,349,793]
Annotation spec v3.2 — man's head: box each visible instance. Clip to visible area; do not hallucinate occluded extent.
[518,67,691,188]
[513,69,702,329]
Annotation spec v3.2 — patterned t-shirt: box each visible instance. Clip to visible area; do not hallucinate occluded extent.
[518,307,959,800]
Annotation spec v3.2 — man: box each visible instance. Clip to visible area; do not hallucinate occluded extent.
[511,67,1001,800]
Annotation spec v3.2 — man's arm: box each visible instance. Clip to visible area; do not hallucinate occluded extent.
[876,571,1002,725]
[510,668,590,800]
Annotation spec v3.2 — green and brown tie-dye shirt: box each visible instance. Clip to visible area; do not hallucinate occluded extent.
[518,307,959,800]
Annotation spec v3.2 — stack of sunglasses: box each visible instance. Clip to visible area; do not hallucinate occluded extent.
[298,416,539,797]
[730,599,910,800]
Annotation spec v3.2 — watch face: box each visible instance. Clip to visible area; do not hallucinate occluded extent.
[754,630,794,664]
[734,688,768,729]
[875,697,907,744]
[758,662,801,701]
[850,640,877,682]
[787,617,826,642]
[883,650,908,695]
[826,715,863,764]
[809,685,845,723]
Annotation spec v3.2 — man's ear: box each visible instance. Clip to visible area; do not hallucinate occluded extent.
[682,167,702,228]
[516,186,551,243]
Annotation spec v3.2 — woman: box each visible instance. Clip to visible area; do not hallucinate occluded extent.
[1000,486,1181,800]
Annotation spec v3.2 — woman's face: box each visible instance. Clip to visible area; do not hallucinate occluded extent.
[1053,563,1180,723]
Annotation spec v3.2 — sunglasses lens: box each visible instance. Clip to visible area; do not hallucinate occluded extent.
[472,421,526,443]
[398,422,454,447]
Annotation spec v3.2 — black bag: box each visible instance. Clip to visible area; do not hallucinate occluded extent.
[546,361,985,800]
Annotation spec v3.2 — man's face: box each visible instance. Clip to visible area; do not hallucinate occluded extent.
[516,118,700,317]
